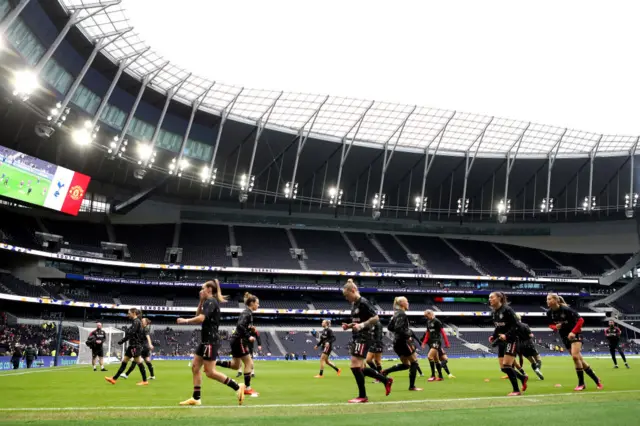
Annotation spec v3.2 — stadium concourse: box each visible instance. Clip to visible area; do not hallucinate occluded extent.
[1,0,640,424]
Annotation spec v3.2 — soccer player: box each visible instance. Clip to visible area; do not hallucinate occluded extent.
[215,292,260,397]
[547,293,602,391]
[87,322,107,372]
[104,308,148,386]
[19,180,24,189]
[515,316,543,380]
[410,330,424,377]
[382,297,422,391]
[342,279,392,403]
[489,292,528,396]
[122,318,155,379]
[26,186,32,196]
[237,328,261,378]
[421,309,452,381]
[314,320,341,378]
[177,280,245,406]
[605,320,629,369]
[365,322,384,379]
[11,346,21,369]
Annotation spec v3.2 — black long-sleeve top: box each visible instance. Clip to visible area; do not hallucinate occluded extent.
[317,327,336,346]
[491,304,519,342]
[388,310,411,340]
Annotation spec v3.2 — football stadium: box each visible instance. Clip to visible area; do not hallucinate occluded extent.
[0,0,639,424]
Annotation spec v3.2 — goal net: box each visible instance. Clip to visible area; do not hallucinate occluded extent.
[77,326,125,365]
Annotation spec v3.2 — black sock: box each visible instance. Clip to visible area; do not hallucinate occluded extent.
[436,362,443,378]
[501,366,520,393]
[416,363,423,375]
[375,363,382,372]
[224,377,240,391]
[441,360,450,375]
[537,359,542,370]
[216,360,232,369]
[519,354,524,369]
[584,366,600,385]
[366,360,376,370]
[513,366,527,382]
[383,363,410,375]
[610,348,618,365]
[113,362,127,380]
[409,362,418,388]
[146,361,154,377]
[517,366,526,376]
[137,363,147,381]
[125,362,136,376]
[429,360,436,377]
[351,367,367,398]
[319,369,324,376]
[193,386,201,400]
[619,350,627,363]
[363,366,388,383]
[576,368,585,386]
[244,373,252,388]
[327,362,339,372]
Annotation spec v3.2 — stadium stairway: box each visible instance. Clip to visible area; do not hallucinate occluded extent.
[491,243,534,276]
[442,238,487,275]
[340,232,372,272]
[270,330,288,356]
[589,277,639,308]
[366,233,395,264]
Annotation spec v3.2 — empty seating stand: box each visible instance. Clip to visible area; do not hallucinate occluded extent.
[373,234,408,263]
[114,224,174,263]
[542,251,612,276]
[449,239,527,277]
[180,223,232,266]
[0,209,39,248]
[495,243,557,270]
[345,232,387,263]
[399,235,477,275]
[234,226,299,269]
[291,229,363,271]
[42,219,108,250]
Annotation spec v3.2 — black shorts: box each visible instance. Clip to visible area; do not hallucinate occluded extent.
[322,344,333,355]
[608,341,620,350]
[141,347,151,359]
[368,341,384,354]
[393,339,416,358]
[497,340,518,357]
[92,346,104,358]
[437,346,447,358]
[350,340,370,358]
[562,333,583,350]
[125,345,142,358]
[518,341,539,358]
[427,341,442,351]
[230,337,250,358]
[195,343,219,361]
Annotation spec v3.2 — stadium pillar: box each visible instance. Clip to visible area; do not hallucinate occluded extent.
[208,89,243,185]
[0,0,31,35]
[51,29,131,124]
[241,93,282,201]
[111,61,169,159]
[91,48,149,129]
[502,123,530,212]
[175,81,216,173]
[287,96,328,213]
[333,102,374,217]
[629,138,639,204]
[146,73,192,169]
[586,136,603,213]
[544,129,566,213]
[374,107,415,211]
[460,117,493,218]
[53,319,63,367]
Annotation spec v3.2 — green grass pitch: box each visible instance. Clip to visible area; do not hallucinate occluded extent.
[0,162,51,207]
[0,358,638,425]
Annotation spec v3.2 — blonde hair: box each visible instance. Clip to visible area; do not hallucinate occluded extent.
[323,319,331,327]
[244,292,258,306]
[424,309,434,317]
[515,314,521,321]
[204,280,227,303]
[343,279,357,292]
[393,296,408,311]
[548,293,568,307]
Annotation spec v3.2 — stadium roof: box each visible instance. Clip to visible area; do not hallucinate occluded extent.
[59,0,639,159]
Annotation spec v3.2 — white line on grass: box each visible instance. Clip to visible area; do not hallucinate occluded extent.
[1,389,639,412]
[0,365,84,377]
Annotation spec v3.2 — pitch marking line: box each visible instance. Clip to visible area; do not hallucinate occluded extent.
[1,389,639,412]
[0,365,85,377]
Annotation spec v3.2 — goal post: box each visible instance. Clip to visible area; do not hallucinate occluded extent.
[77,326,125,365]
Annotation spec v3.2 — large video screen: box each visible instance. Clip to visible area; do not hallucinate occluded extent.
[0,146,91,216]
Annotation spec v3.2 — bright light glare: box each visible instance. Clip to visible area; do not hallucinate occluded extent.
[179,159,190,169]
[12,70,38,97]
[71,128,92,146]
[328,187,337,197]
[137,143,153,160]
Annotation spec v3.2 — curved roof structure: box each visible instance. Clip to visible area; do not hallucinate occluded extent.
[60,0,639,159]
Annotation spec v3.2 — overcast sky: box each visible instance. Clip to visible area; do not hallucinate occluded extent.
[124,0,640,135]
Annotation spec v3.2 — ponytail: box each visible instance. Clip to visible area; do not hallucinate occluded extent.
[548,293,569,307]
[393,296,407,311]
[244,292,258,307]
[204,279,227,303]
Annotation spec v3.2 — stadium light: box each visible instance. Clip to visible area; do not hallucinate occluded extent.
[372,193,386,210]
[457,198,469,214]
[71,120,98,146]
[497,199,511,214]
[414,196,427,212]
[200,166,217,184]
[582,196,596,212]
[12,69,38,100]
[625,193,638,209]
[284,182,298,199]
[239,174,255,192]
[136,143,155,166]
[540,197,554,213]
[328,187,343,206]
